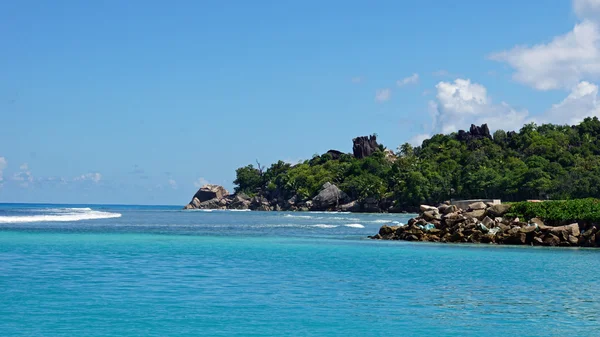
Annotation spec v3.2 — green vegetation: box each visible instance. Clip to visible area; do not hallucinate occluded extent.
[234,117,600,208]
[507,199,600,223]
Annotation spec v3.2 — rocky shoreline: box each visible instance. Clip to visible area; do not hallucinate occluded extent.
[370,201,600,247]
[184,183,415,213]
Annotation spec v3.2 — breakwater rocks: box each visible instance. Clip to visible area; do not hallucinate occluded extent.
[184,182,414,213]
[370,202,600,247]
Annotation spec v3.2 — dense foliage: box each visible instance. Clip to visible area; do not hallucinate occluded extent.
[507,199,600,223]
[234,118,600,208]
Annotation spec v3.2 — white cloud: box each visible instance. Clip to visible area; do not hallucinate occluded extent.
[428,78,529,134]
[432,70,450,77]
[375,88,391,102]
[74,173,102,183]
[436,79,487,114]
[409,133,431,146]
[0,157,6,183]
[194,177,209,188]
[397,73,419,86]
[12,163,34,188]
[539,81,600,125]
[490,20,600,90]
[351,76,363,83]
[574,0,600,19]
[168,179,178,189]
[423,77,600,137]
[490,1,600,91]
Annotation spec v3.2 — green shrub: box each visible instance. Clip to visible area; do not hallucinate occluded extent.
[507,198,600,223]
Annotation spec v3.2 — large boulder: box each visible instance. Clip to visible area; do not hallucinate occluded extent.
[311,182,349,210]
[361,197,381,213]
[486,204,511,217]
[352,135,379,159]
[464,209,486,220]
[457,124,491,142]
[229,193,251,210]
[193,184,229,203]
[196,198,223,210]
[325,150,344,160]
[468,201,487,210]
[339,200,360,212]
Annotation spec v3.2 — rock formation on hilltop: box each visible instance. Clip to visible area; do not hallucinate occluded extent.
[457,124,491,142]
[352,135,379,159]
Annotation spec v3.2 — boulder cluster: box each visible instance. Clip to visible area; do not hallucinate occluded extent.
[183,182,406,212]
[371,201,600,247]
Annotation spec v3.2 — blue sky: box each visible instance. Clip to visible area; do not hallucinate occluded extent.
[2,0,600,204]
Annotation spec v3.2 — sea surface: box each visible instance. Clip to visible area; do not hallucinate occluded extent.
[1,203,599,336]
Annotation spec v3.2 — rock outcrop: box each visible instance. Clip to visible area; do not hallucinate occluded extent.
[457,124,491,142]
[352,135,379,159]
[311,182,349,211]
[325,150,345,160]
[371,202,598,247]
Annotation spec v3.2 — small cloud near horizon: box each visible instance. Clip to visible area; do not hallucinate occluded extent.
[194,177,210,188]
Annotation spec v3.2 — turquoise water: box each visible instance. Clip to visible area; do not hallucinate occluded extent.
[1,204,599,336]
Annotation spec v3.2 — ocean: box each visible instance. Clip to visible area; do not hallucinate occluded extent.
[0,203,599,336]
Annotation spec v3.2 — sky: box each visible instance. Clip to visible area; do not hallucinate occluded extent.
[2,0,600,205]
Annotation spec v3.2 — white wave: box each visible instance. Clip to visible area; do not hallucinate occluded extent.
[311,224,339,229]
[283,214,312,219]
[227,209,251,212]
[369,219,392,223]
[329,216,360,221]
[309,211,351,214]
[344,223,365,228]
[0,208,122,223]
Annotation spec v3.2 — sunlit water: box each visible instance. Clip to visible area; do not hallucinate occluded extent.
[1,204,599,336]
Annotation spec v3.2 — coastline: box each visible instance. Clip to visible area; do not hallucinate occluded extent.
[370,201,600,248]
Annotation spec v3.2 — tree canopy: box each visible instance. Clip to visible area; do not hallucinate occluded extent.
[233,117,600,208]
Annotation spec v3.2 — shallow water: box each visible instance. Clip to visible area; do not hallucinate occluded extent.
[1,204,599,336]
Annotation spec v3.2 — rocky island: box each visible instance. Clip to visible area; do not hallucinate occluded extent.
[184,134,405,212]
[183,117,600,247]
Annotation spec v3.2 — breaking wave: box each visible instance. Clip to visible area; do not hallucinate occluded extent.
[0,208,122,224]
[344,224,365,228]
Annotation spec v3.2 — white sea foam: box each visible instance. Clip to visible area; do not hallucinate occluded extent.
[344,223,365,228]
[311,224,338,229]
[0,208,122,223]
[309,211,351,214]
[283,214,313,219]
[371,219,393,223]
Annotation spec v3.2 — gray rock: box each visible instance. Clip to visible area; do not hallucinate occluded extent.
[547,223,580,237]
[193,184,229,203]
[486,204,511,217]
[544,233,561,246]
[443,205,458,214]
[464,209,486,220]
[197,198,223,209]
[311,182,349,210]
[339,200,360,212]
[362,197,381,213]
[423,211,442,221]
[352,135,379,159]
[468,201,487,210]
[481,216,495,228]
[420,205,438,213]
[229,194,251,210]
